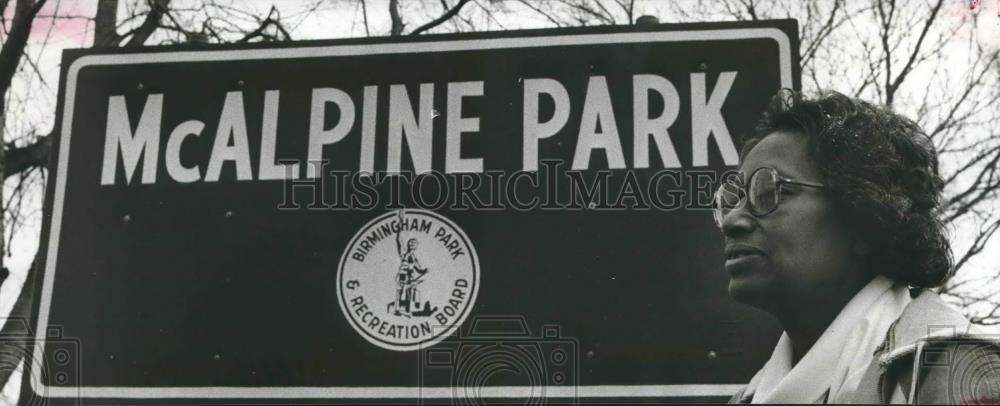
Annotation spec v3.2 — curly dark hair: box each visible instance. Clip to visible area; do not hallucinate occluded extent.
[741,89,953,288]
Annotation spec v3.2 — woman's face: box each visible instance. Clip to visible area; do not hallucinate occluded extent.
[721,130,862,309]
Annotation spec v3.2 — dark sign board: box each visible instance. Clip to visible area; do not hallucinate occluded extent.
[29,20,799,404]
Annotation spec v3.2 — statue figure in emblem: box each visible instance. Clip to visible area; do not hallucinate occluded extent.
[388,211,438,317]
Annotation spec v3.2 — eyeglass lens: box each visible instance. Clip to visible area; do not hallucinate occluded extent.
[713,174,744,226]
[749,168,778,216]
[713,168,780,227]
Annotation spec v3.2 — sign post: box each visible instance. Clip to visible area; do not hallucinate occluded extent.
[29,20,799,404]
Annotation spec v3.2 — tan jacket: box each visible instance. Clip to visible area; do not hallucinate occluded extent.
[729,290,1000,404]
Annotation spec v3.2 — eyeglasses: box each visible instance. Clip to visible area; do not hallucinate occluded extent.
[713,167,827,228]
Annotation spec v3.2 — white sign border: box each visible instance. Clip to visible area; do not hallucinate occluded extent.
[36,27,793,399]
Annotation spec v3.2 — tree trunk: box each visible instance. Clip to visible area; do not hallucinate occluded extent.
[94,0,120,47]
[389,0,404,36]
[0,0,50,392]
[0,0,47,280]
[0,253,37,387]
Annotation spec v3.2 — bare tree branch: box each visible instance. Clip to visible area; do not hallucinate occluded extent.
[875,0,896,104]
[0,0,11,27]
[517,0,563,27]
[409,0,470,36]
[800,0,844,66]
[740,0,759,20]
[0,0,48,282]
[930,75,993,140]
[614,0,634,25]
[0,251,39,386]
[945,155,1000,223]
[0,0,48,105]
[556,0,615,25]
[953,217,1000,272]
[884,0,944,105]
[4,135,49,178]
[944,144,1000,186]
[389,0,404,36]
[94,0,121,46]
[359,0,370,37]
[590,0,616,23]
[124,0,170,47]
[236,6,291,43]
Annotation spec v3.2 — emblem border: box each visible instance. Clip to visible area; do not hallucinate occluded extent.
[336,209,481,351]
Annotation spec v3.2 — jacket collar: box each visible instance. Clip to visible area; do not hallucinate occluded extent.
[875,289,972,366]
[736,289,989,404]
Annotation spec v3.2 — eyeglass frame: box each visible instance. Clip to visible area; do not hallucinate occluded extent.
[713,166,828,227]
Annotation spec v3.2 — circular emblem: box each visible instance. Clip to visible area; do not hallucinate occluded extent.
[337,209,480,351]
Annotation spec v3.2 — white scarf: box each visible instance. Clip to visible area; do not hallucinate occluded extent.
[745,275,912,403]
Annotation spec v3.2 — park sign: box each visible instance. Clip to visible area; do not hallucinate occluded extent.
[28,20,799,404]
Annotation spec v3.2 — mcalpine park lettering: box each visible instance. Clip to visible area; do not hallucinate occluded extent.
[100,73,740,185]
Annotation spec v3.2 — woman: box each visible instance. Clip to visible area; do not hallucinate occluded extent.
[715,90,1000,404]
